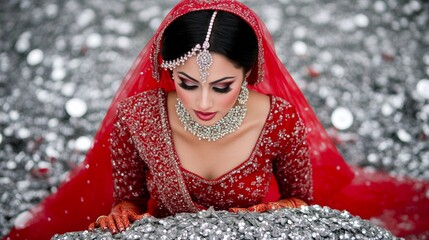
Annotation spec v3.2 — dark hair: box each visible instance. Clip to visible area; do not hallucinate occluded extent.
[161,10,258,73]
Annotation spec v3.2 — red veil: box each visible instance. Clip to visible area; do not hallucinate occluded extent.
[5,0,428,239]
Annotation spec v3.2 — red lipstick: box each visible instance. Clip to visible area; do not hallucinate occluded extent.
[194,111,217,121]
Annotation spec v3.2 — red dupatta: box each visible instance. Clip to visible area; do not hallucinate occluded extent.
[4,1,354,238]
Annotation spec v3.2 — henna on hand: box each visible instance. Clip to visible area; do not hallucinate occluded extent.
[228,197,308,213]
[87,201,150,234]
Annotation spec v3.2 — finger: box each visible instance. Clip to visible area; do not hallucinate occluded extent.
[120,212,150,230]
[88,222,96,231]
[106,215,119,234]
[287,199,297,208]
[114,214,125,232]
[121,211,131,229]
[138,213,152,219]
[99,217,108,231]
[266,202,277,210]
[127,210,139,222]
[229,207,249,213]
[248,203,267,212]
[130,212,150,221]
[290,198,307,208]
[267,202,283,210]
[277,199,294,208]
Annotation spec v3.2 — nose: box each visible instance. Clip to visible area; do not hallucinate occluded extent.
[197,87,213,110]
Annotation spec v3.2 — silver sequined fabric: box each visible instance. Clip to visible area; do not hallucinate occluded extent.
[52,205,400,240]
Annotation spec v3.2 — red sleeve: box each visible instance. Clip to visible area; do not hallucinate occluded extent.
[272,102,313,204]
[110,107,150,209]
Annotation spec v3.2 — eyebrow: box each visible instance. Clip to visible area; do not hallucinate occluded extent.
[178,72,235,84]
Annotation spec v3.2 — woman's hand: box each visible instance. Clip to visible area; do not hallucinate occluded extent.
[88,201,150,234]
[229,198,307,213]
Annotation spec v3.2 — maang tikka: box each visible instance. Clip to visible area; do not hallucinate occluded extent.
[161,11,218,85]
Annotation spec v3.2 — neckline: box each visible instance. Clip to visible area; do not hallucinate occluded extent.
[162,89,274,184]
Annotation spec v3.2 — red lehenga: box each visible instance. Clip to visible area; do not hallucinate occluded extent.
[4,0,428,239]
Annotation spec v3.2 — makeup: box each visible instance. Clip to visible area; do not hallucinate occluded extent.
[194,110,217,121]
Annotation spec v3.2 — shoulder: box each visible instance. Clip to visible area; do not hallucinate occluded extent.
[269,95,300,120]
[247,90,270,116]
[268,96,306,137]
[246,92,301,126]
[270,95,293,111]
[116,88,166,115]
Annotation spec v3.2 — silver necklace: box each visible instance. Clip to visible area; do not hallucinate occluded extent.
[175,82,249,142]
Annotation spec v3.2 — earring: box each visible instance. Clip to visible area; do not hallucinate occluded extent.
[238,80,249,105]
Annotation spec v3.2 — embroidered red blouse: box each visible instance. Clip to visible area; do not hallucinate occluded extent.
[110,89,313,217]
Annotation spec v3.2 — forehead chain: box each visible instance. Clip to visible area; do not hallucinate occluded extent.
[161,11,218,85]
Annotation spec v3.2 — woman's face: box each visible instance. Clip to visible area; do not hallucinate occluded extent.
[172,53,245,126]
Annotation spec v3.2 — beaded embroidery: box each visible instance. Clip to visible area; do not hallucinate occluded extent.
[111,89,313,215]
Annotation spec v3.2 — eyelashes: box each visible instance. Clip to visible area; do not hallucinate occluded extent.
[213,86,232,93]
[178,78,233,93]
[178,81,198,90]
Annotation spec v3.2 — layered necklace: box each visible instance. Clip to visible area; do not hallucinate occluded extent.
[175,81,249,142]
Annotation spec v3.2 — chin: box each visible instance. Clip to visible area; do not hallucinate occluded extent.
[196,119,218,127]
[192,115,221,127]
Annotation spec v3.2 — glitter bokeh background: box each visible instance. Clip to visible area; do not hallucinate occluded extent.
[1,0,428,237]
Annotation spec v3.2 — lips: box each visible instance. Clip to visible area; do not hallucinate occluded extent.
[194,110,217,121]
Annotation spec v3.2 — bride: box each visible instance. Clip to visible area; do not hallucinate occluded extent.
[5,0,429,239]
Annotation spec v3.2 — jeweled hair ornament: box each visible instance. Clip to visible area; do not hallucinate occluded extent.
[161,11,218,85]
